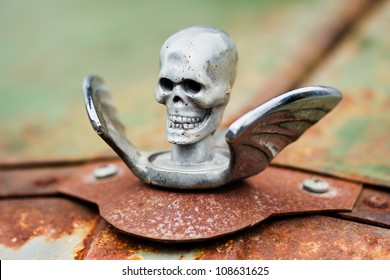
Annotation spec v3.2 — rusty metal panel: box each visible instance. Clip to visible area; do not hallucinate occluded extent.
[337,187,390,228]
[0,197,99,259]
[0,160,387,259]
[0,159,113,197]
[0,0,359,163]
[273,0,390,187]
[83,220,200,260]
[0,166,78,197]
[57,160,361,241]
[82,215,390,260]
[197,215,390,260]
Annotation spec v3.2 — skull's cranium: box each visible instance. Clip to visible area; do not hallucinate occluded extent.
[155,26,237,164]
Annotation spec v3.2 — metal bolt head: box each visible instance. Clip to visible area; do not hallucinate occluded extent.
[364,195,388,209]
[302,178,330,193]
[93,164,118,179]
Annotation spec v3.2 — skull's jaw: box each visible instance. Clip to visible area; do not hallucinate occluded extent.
[166,108,212,145]
[165,105,227,145]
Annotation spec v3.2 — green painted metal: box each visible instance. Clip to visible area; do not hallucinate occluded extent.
[275,0,390,187]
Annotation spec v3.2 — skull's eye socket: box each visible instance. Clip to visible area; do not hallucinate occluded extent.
[159,78,174,92]
[183,79,202,94]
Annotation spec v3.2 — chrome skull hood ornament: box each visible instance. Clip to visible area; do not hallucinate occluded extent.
[156,26,237,165]
[83,26,342,189]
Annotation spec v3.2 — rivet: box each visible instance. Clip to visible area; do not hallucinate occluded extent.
[302,178,330,193]
[364,195,388,209]
[93,164,118,179]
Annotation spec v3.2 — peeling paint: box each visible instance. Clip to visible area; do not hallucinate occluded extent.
[0,198,99,259]
[0,227,92,260]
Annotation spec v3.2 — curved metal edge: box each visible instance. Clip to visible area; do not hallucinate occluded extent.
[82,76,104,134]
[226,86,342,138]
[82,75,148,180]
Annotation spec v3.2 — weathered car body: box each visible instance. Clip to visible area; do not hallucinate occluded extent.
[0,0,389,259]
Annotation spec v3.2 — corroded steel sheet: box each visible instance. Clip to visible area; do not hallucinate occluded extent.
[0,0,360,163]
[0,166,78,197]
[58,160,361,242]
[273,0,390,187]
[197,215,390,260]
[0,197,99,259]
[83,220,200,260]
[83,215,390,260]
[1,160,387,259]
[337,187,390,228]
[0,159,115,197]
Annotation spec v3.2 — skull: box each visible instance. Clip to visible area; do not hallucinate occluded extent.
[155,26,238,145]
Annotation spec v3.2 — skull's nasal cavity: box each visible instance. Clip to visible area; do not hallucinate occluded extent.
[173,95,183,104]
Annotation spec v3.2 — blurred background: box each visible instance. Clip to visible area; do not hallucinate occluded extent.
[0,0,389,186]
[0,0,344,159]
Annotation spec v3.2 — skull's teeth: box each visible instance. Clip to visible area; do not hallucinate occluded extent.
[168,117,201,129]
[169,115,202,124]
[171,116,201,123]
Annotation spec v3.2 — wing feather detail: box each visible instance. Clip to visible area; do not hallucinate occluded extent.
[82,76,142,172]
[226,86,341,181]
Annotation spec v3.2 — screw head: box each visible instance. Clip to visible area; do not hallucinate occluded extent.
[364,195,388,209]
[302,178,330,194]
[93,164,118,179]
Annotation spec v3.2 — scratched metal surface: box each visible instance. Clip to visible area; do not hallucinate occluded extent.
[273,0,390,187]
[0,0,359,163]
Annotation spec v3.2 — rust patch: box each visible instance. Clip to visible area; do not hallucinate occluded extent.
[75,218,107,260]
[0,167,76,197]
[0,158,117,197]
[0,197,99,250]
[59,160,361,242]
[337,187,390,228]
[82,215,390,259]
[197,215,390,260]
[83,221,197,260]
